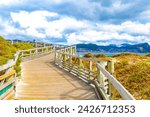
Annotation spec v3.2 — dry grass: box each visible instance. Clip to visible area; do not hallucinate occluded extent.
[83,52,150,99]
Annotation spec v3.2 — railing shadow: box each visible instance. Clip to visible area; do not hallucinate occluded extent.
[45,61,98,100]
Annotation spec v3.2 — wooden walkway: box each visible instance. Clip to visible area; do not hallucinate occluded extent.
[15,53,97,100]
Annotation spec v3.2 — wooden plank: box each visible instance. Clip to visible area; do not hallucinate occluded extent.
[0,69,15,81]
[97,63,135,100]
[0,86,14,100]
[0,79,15,91]
[0,60,15,71]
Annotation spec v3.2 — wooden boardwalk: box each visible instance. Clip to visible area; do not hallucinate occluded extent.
[15,53,97,100]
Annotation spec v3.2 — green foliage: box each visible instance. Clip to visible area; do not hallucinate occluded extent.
[145,53,150,57]
[13,42,34,50]
[0,36,17,65]
[95,54,106,58]
[83,53,94,58]
[115,61,150,99]
[0,56,8,65]
[112,53,138,57]
[0,36,34,65]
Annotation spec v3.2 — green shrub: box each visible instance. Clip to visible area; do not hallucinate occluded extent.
[13,42,34,50]
[0,56,8,65]
[95,54,106,58]
[0,36,34,65]
[0,36,17,65]
[115,61,150,99]
[83,53,94,58]
[112,53,138,57]
[146,54,150,57]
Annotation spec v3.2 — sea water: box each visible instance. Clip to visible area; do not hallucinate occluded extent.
[77,51,148,57]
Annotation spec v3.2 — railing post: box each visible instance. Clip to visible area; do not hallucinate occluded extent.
[35,42,37,48]
[72,46,76,55]
[21,51,24,57]
[69,48,72,72]
[35,48,38,55]
[14,72,17,95]
[29,50,32,56]
[63,54,66,68]
[78,58,82,77]
[70,47,72,55]
[54,46,57,62]
[53,45,56,52]
[89,61,92,80]
[107,60,115,75]
[107,60,115,99]
[97,61,109,99]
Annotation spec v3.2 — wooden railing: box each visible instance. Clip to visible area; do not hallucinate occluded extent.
[55,46,135,100]
[21,46,54,57]
[0,51,20,99]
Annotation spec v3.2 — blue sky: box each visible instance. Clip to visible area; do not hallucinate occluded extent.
[0,0,150,45]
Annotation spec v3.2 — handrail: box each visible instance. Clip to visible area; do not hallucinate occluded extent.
[21,45,55,58]
[0,51,20,71]
[55,45,135,100]
[21,46,53,52]
[97,63,135,100]
[0,51,19,100]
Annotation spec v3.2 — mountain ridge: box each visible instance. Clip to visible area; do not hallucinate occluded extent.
[76,43,150,53]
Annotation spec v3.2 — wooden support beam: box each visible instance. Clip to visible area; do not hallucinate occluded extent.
[0,69,16,81]
[89,61,93,80]
[107,60,115,99]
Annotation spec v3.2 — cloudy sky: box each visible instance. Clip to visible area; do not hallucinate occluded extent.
[0,0,150,45]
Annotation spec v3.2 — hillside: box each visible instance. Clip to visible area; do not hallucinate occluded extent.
[0,36,34,65]
[77,43,150,53]
[0,36,17,65]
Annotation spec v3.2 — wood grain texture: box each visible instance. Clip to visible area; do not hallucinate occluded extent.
[15,53,97,100]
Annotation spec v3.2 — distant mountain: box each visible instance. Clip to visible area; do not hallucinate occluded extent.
[76,43,150,53]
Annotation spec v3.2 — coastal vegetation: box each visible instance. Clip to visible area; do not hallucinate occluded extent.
[83,52,150,99]
[0,36,34,65]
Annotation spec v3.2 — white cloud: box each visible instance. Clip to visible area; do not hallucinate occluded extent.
[11,10,88,39]
[111,1,133,12]
[26,27,45,38]
[2,10,150,45]
[66,21,150,45]
[0,0,21,6]
[45,17,88,38]
[121,21,150,35]
[0,17,24,36]
[11,11,58,28]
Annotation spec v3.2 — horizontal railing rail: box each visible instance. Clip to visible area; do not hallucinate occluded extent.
[21,46,55,58]
[0,51,19,99]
